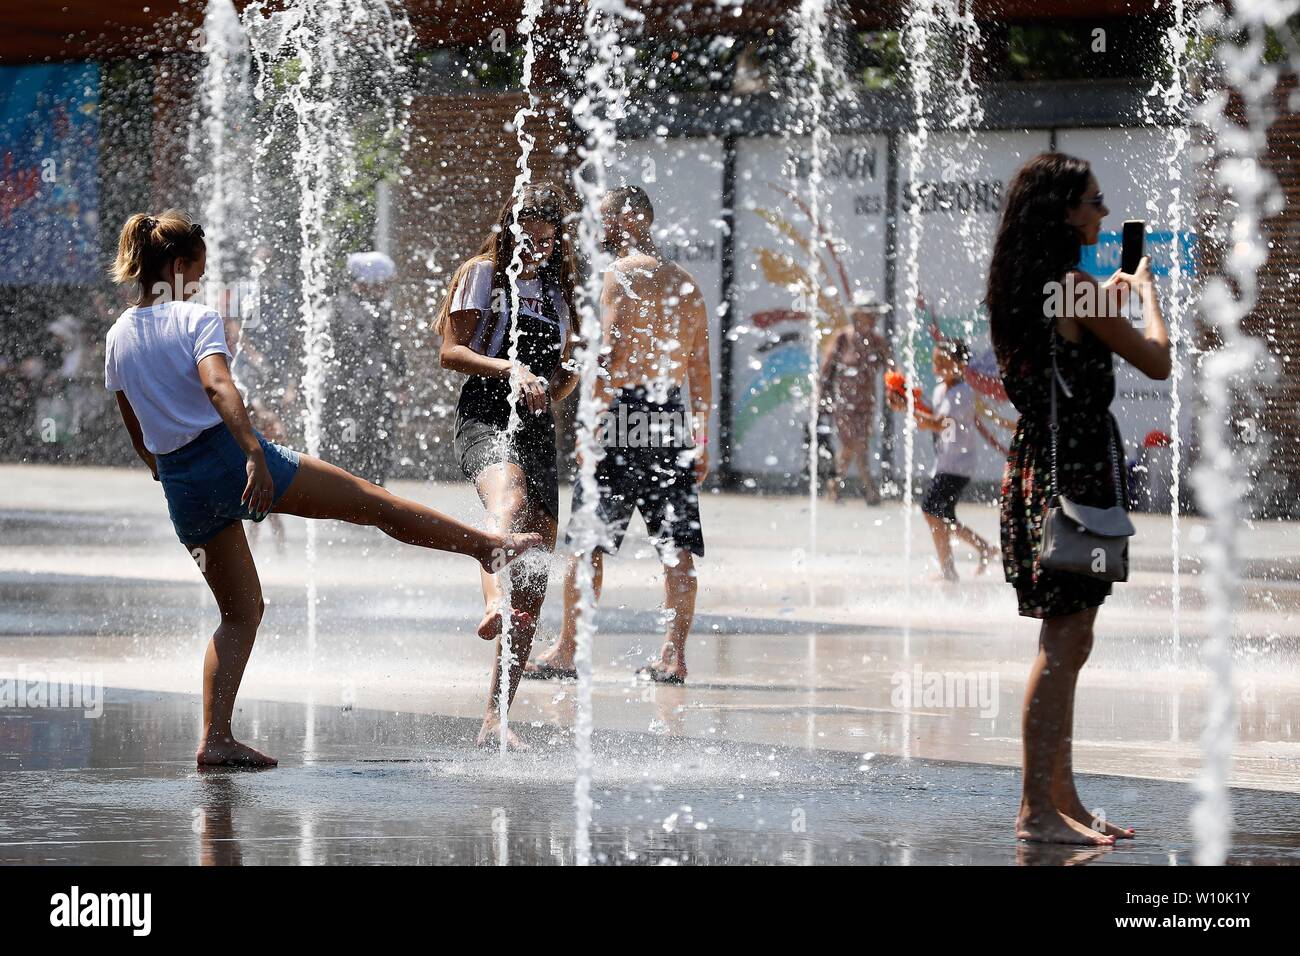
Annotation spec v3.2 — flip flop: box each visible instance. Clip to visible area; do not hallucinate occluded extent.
[635,665,685,686]
[522,662,578,682]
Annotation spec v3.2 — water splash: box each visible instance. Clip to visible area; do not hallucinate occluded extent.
[1146,1,1201,664]
[900,0,937,657]
[792,0,832,562]
[246,0,412,665]
[189,0,254,296]
[939,0,985,265]
[568,0,641,866]
[492,0,546,760]
[1190,0,1292,865]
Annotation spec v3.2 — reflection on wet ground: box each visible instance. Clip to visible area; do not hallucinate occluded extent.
[3,469,1300,864]
[2,690,1299,865]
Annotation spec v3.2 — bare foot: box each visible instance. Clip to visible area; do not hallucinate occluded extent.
[1057,796,1136,840]
[524,642,576,674]
[928,570,959,585]
[196,736,278,768]
[479,532,544,575]
[476,719,530,751]
[478,606,503,640]
[477,607,534,642]
[1016,804,1115,846]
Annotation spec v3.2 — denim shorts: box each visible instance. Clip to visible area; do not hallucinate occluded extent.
[156,423,301,549]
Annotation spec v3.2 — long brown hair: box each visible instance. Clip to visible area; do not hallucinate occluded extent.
[985,152,1092,386]
[111,209,206,305]
[434,183,575,336]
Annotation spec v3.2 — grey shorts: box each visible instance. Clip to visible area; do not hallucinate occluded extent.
[454,415,559,522]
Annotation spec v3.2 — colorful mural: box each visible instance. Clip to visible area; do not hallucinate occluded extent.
[736,182,858,447]
[731,135,891,478]
[0,64,100,285]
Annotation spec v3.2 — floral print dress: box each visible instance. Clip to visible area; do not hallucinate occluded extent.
[1000,324,1128,619]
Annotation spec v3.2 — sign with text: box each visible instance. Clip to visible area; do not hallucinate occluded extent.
[731,134,890,483]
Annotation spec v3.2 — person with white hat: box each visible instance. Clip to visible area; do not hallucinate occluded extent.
[324,250,401,484]
[818,292,893,505]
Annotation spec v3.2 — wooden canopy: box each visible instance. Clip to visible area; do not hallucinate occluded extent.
[2,0,1163,64]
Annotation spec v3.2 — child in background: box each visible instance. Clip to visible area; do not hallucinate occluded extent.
[889,339,994,582]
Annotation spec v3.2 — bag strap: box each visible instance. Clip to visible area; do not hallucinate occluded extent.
[1049,333,1061,501]
[1049,330,1123,507]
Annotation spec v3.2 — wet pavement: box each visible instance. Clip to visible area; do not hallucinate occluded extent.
[1,464,1298,864]
[3,689,1299,865]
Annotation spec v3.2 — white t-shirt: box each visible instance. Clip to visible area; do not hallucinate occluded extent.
[931,379,977,478]
[449,258,570,359]
[104,300,233,454]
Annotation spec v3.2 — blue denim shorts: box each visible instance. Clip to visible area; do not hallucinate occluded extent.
[156,423,301,549]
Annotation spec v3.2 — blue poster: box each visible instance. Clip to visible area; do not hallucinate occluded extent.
[0,64,100,284]
[1079,229,1198,279]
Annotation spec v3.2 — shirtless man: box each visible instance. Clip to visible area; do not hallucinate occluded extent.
[526,185,710,684]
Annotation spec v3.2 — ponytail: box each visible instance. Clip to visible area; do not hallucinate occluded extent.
[111,209,206,304]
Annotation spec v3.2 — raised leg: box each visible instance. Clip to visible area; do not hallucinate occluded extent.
[950,520,995,575]
[472,463,557,749]
[273,453,539,571]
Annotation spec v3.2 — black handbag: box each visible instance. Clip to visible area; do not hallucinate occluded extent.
[1039,336,1134,583]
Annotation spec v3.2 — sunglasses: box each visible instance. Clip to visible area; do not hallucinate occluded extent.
[1079,193,1105,207]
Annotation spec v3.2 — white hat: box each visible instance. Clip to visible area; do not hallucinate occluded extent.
[48,315,83,340]
[347,251,396,284]
[851,290,891,311]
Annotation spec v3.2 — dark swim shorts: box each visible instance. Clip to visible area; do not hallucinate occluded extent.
[921,471,971,525]
[566,387,704,558]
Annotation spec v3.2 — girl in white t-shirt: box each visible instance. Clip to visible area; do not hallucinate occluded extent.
[106,209,541,768]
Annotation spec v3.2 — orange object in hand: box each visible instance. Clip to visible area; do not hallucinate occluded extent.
[885,371,933,415]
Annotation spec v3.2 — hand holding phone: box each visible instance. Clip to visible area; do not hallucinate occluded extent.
[1121,220,1145,275]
